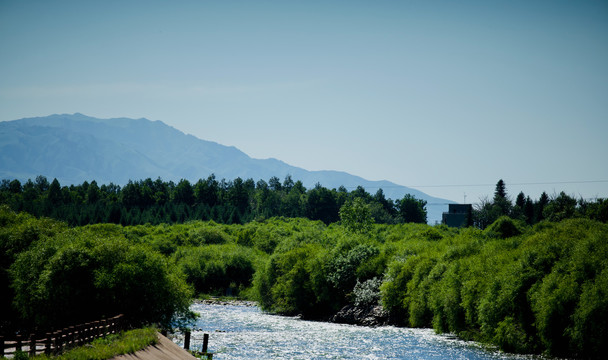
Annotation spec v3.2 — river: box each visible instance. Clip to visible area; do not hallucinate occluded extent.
[178,303,542,360]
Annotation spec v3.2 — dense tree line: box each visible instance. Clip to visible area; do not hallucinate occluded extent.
[0,175,428,226]
[472,179,607,228]
[2,176,605,229]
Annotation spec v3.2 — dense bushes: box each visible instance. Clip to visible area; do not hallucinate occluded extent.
[176,244,260,296]
[0,206,192,332]
[2,203,606,358]
[377,219,608,357]
[248,217,608,358]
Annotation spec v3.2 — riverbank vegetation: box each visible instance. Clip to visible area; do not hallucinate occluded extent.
[1,177,607,358]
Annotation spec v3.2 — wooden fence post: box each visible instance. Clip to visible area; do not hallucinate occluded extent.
[202,333,209,354]
[78,323,85,345]
[81,323,88,343]
[73,324,80,346]
[69,326,76,348]
[79,324,84,345]
[184,331,191,351]
[54,329,62,354]
[62,327,69,350]
[29,333,36,356]
[94,320,101,338]
[45,332,52,355]
[16,334,22,352]
[117,314,124,332]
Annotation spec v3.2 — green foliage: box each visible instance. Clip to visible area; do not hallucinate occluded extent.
[472,180,606,229]
[543,191,578,222]
[326,243,380,296]
[352,277,382,307]
[483,216,526,238]
[377,218,608,357]
[0,175,423,227]
[0,206,68,331]
[254,243,333,317]
[396,194,427,223]
[2,191,608,359]
[339,198,374,234]
[494,316,532,354]
[12,350,28,360]
[3,209,193,330]
[177,244,260,296]
[571,268,608,357]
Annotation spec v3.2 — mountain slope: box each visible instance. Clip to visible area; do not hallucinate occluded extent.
[0,113,452,222]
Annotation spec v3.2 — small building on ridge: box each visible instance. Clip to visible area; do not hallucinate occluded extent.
[442,204,473,228]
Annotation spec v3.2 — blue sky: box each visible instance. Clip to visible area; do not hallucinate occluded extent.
[1,0,607,203]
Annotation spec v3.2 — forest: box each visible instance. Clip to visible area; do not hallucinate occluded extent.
[1,176,606,227]
[0,175,426,226]
[1,176,607,358]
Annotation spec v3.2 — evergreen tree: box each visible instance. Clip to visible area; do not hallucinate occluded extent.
[282,175,295,192]
[536,192,549,222]
[494,179,507,201]
[173,179,195,206]
[86,180,100,204]
[492,179,511,217]
[524,196,535,224]
[47,178,62,205]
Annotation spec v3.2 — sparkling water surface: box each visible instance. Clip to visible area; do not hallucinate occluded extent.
[179,304,540,360]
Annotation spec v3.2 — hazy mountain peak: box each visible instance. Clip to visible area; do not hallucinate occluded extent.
[0,114,451,222]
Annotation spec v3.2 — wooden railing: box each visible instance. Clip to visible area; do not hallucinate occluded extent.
[0,314,124,358]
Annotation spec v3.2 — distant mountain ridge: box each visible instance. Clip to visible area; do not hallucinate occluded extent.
[0,113,452,222]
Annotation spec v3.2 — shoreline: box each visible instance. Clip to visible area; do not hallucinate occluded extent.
[193,298,392,327]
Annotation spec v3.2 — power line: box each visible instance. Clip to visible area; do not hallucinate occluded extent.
[341,180,608,190]
[405,180,608,188]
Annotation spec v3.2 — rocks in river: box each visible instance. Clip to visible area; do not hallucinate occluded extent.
[331,304,390,327]
[195,298,258,307]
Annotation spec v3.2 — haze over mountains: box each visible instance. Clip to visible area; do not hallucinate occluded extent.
[0,113,452,223]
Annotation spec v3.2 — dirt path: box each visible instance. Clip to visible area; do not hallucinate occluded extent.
[110,333,198,360]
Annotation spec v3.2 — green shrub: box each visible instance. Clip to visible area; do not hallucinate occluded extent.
[484,216,525,239]
[494,316,532,354]
[10,228,193,329]
[178,244,260,296]
[352,277,382,307]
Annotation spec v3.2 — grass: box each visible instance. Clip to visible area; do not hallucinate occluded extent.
[6,327,158,360]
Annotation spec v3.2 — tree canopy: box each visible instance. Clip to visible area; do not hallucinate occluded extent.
[0,175,426,227]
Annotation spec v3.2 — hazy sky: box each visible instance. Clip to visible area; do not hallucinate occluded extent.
[1,0,607,203]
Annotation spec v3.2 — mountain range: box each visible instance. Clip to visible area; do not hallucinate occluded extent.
[0,113,452,223]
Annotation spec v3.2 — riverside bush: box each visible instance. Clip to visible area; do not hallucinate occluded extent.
[1,207,193,331]
[176,243,261,296]
[352,277,382,307]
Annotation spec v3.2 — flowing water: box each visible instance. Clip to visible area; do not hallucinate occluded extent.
[178,303,541,360]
